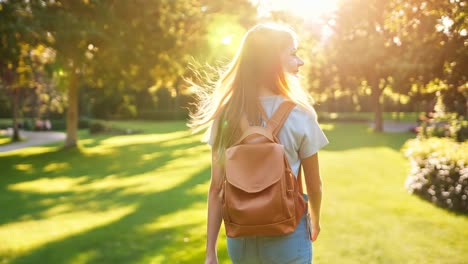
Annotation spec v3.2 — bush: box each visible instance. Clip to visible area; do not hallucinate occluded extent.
[456,126,468,142]
[403,137,468,213]
[0,118,90,131]
[89,121,143,135]
[78,118,91,129]
[89,121,111,134]
[416,110,467,142]
[138,110,188,120]
[0,124,8,130]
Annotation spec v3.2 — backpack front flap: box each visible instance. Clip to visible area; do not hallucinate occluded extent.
[225,141,285,193]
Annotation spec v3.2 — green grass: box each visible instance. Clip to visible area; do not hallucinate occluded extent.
[318,112,422,122]
[0,121,467,264]
[0,134,11,145]
[0,134,27,146]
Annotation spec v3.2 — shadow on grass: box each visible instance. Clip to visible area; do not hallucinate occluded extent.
[0,122,212,263]
[0,130,202,225]
[8,166,210,264]
[410,192,468,217]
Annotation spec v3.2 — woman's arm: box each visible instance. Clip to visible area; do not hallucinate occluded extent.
[205,153,224,264]
[301,152,322,241]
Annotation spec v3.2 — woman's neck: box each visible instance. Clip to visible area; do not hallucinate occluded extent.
[257,85,278,97]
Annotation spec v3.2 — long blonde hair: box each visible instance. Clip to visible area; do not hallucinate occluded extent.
[188,23,316,161]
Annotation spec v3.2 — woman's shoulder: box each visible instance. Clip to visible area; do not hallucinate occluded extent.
[259,95,317,121]
[290,103,317,123]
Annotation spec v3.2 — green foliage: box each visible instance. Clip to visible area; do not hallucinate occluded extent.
[403,137,468,213]
[0,118,89,131]
[138,110,189,121]
[1,0,467,124]
[310,0,468,120]
[89,121,112,134]
[417,112,468,142]
[38,118,90,131]
[416,96,468,142]
[88,120,143,135]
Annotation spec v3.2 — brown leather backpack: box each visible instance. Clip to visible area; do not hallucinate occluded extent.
[222,100,307,237]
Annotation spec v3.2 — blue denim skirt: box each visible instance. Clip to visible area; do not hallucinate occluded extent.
[226,195,312,264]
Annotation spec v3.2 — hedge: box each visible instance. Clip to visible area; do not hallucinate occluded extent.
[403,137,468,213]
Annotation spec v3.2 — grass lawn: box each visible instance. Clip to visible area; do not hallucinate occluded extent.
[0,121,466,264]
[317,112,422,123]
[0,134,27,146]
[0,134,11,145]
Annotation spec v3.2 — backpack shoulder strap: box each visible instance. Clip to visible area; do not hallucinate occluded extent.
[298,163,304,194]
[266,100,296,136]
[257,101,269,122]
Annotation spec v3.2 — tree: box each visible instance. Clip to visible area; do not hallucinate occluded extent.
[30,0,115,147]
[31,0,208,147]
[398,0,467,116]
[329,0,400,131]
[0,1,42,141]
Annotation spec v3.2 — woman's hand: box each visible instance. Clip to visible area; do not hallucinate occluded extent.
[205,253,218,264]
[302,153,323,242]
[311,221,321,241]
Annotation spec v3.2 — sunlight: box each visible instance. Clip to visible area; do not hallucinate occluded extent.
[254,0,338,20]
[99,130,190,147]
[0,145,60,157]
[221,34,233,45]
[318,123,336,131]
[279,0,338,19]
[8,176,87,193]
[14,163,33,173]
[142,202,209,263]
[43,162,70,172]
[0,137,10,145]
[0,206,135,254]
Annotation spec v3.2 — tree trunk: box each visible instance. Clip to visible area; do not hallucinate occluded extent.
[370,74,383,132]
[3,68,20,141]
[12,86,20,141]
[64,62,78,148]
[397,93,401,122]
[173,77,181,119]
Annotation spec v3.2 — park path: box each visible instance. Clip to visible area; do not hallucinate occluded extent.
[368,120,418,133]
[0,128,66,153]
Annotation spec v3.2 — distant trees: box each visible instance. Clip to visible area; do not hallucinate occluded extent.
[305,0,467,131]
[0,0,210,147]
[1,1,27,141]
[0,0,465,142]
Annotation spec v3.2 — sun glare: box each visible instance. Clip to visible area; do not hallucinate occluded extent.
[254,0,338,20]
[282,0,338,20]
[221,34,233,45]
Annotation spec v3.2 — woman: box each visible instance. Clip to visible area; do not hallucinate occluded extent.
[189,23,329,264]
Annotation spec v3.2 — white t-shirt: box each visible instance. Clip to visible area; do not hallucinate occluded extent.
[209,95,329,177]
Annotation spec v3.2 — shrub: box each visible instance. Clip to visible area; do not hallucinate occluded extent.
[78,118,91,129]
[403,137,468,213]
[415,99,467,142]
[0,118,90,131]
[138,110,188,120]
[89,121,112,134]
[25,118,90,131]
[89,121,143,135]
